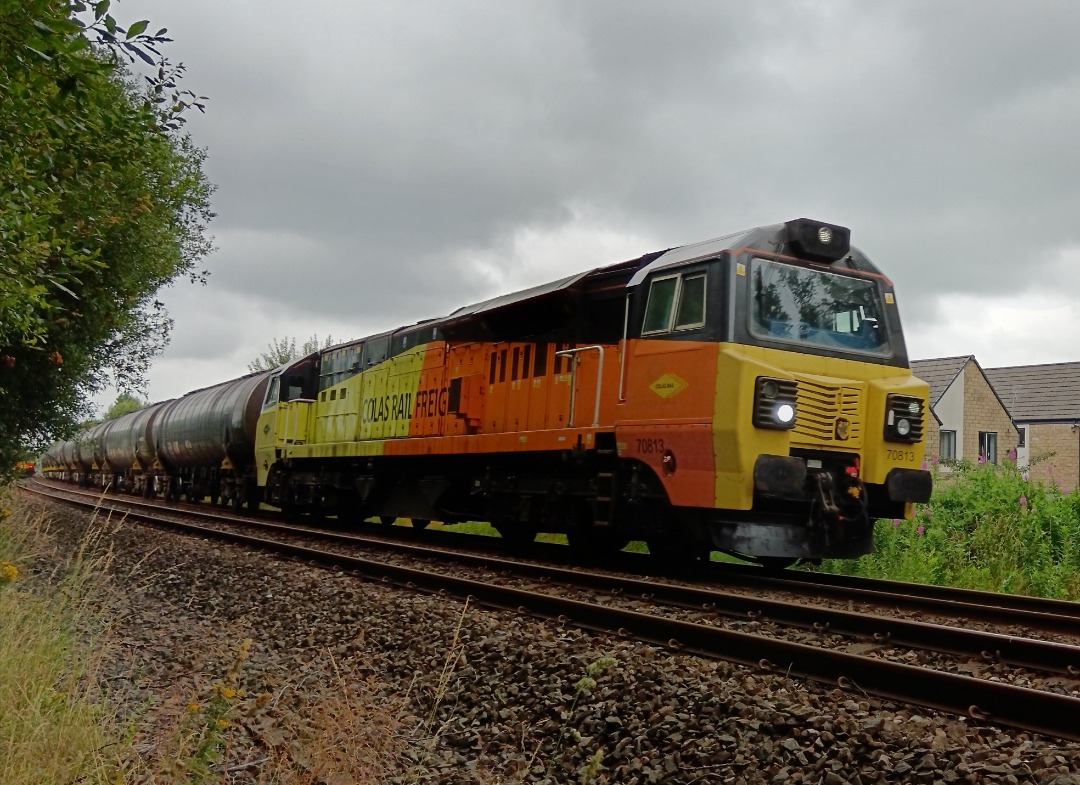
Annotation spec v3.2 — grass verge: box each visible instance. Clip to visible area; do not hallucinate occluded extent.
[0,490,118,785]
[822,458,1080,599]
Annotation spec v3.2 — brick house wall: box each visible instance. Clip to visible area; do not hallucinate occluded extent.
[912,357,1016,467]
[1025,423,1080,492]
[961,360,1018,464]
[923,417,941,462]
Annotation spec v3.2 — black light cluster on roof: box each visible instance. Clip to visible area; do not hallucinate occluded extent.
[784,218,851,263]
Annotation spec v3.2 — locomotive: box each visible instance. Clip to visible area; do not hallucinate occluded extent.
[43,218,932,564]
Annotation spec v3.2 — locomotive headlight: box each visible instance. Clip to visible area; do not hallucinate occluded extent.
[754,376,798,430]
[885,394,924,443]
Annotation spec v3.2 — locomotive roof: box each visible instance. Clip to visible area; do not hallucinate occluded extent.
[627,227,756,287]
[627,221,878,287]
[317,219,880,355]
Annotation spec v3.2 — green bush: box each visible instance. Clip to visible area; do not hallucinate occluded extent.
[823,459,1080,599]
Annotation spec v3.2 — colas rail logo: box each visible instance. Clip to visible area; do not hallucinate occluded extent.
[649,373,689,399]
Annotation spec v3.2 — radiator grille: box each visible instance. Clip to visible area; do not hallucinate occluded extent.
[792,380,862,444]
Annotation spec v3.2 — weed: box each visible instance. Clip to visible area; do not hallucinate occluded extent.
[823,459,1080,598]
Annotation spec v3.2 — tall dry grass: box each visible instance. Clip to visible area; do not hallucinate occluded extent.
[0,489,119,785]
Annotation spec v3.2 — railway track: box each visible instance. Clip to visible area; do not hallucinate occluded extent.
[24,478,1080,742]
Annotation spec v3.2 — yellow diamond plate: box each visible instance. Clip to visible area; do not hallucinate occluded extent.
[650,373,689,399]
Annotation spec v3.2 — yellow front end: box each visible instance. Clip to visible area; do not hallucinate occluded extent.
[712,344,929,513]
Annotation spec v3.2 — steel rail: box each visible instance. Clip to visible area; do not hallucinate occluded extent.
[28,486,1080,742]
[710,561,1080,622]
[25,482,1080,675]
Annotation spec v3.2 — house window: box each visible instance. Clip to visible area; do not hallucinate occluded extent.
[1017,426,1026,448]
[978,431,998,464]
[940,430,956,462]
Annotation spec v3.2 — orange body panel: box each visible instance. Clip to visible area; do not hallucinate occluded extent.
[615,339,720,506]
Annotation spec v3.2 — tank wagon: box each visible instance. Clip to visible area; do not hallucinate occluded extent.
[151,372,271,505]
[45,219,932,565]
[43,373,269,508]
[99,400,171,495]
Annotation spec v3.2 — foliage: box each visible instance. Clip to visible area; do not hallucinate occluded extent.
[248,334,335,373]
[0,0,214,475]
[823,458,1080,599]
[103,391,144,419]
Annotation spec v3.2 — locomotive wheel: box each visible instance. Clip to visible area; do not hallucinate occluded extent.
[495,524,537,549]
[647,538,697,566]
[756,557,798,570]
[410,518,430,529]
[567,528,629,555]
[379,515,397,526]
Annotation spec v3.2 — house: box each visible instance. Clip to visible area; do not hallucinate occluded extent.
[984,362,1080,492]
[910,356,1018,467]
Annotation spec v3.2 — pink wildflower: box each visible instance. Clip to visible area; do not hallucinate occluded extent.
[978,453,986,465]
[891,518,901,526]
[916,525,925,535]
[1019,495,1028,508]
[921,461,928,470]
[931,455,939,466]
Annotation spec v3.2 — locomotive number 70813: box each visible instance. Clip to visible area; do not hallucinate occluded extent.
[886,448,916,462]
[636,438,666,454]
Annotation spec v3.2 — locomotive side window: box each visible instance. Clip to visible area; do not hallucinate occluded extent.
[675,273,706,330]
[642,276,678,334]
[643,271,707,335]
[265,376,280,407]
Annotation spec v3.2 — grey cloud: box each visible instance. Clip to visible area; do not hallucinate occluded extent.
[128,0,1080,400]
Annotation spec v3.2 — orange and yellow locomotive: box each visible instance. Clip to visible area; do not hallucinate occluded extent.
[45,219,931,564]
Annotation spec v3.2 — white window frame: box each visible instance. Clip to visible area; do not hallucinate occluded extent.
[939,429,956,461]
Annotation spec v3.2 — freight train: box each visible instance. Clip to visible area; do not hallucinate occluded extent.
[42,219,932,564]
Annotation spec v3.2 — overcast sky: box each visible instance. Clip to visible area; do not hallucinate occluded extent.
[98,0,1080,410]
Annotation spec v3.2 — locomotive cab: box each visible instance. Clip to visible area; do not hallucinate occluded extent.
[617,219,931,562]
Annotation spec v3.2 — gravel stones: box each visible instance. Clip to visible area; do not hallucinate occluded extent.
[26,498,1080,783]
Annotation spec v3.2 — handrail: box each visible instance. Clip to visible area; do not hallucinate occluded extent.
[555,346,605,427]
[618,293,630,402]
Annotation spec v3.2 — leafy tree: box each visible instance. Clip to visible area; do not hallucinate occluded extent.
[248,335,335,373]
[104,391,145,420]
[0,0,214,475]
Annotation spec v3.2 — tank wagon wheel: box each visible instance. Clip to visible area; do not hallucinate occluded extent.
[410,518,430,529]
[379,515,397,526]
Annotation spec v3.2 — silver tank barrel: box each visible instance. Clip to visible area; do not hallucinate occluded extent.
[75,420,113,470]
[102,400,172,471]
[153,372,271,470]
